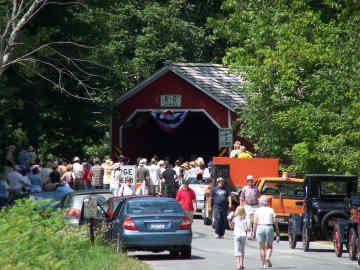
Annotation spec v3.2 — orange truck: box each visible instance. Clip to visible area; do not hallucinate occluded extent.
[203,157,280,225]
[202,158,304,228]
[255,176,305,227]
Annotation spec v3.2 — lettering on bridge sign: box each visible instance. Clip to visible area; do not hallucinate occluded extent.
[113,165,136,184]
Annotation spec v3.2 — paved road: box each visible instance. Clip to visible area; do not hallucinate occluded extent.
[128,218,358,270]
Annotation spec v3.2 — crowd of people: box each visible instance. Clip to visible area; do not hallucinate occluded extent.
[1,143,280,269]
[0,145,212,208]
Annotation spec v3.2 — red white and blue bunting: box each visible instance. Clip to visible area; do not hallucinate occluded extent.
[150,110,189,132]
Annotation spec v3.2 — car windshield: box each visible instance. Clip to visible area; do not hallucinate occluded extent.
[262,181,304,197]
[126,200,183,215]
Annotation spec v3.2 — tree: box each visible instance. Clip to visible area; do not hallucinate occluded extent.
[0,0,110,100]
[210,0,360,174]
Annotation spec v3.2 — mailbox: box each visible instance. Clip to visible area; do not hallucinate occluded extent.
[83,197,98,219]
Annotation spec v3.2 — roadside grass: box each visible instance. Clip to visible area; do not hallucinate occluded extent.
[0,198,152,270]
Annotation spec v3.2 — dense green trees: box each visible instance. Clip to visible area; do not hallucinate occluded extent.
[211,0,360,174]
[0,0,225,161]
[2,0,360,175]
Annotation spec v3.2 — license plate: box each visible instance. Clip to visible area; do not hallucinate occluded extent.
[150,223,165,230]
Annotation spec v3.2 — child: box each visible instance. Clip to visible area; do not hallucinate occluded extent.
[228,206,248,270]
[117,177,136,196]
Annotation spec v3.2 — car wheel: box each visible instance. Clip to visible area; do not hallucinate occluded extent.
[349,228,357,261]
[180,245,191,259]
[302,226,310,252]
[333,227,343,257]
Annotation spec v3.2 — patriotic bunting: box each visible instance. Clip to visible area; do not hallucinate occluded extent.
[150,110,189,133]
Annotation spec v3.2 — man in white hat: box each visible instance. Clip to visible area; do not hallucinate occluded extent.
[240,174,261,239]
[72,157,84,190]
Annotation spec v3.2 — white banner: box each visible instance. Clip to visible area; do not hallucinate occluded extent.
[113,165,136,184]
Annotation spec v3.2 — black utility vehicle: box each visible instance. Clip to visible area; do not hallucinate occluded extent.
[288,174,357,251]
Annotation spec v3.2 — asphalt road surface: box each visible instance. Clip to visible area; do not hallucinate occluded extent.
[128,218,358,270]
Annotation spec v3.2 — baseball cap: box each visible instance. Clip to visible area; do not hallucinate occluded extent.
[216,177,225,183]
[246,175,254,181]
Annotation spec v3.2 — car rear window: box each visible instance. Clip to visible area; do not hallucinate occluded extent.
[126,200,183,215]
[320,181,347,196]
[262,181,304,197]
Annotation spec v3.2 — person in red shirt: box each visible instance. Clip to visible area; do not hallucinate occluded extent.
[82,162,91,190]
[176,180,197,223]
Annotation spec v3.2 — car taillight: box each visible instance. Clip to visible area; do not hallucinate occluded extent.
[123,217,137,230]
[178,216,191,230]
[66,208,81,217]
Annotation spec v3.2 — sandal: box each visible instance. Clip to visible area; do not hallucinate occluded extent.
[266,259,272,267]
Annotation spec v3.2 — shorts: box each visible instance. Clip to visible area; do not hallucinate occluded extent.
[256,224,274,243]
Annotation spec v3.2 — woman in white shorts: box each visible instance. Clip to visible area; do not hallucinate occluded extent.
[253,196,280,269]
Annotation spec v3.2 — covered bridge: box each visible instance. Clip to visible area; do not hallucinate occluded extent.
[112,63,250,162]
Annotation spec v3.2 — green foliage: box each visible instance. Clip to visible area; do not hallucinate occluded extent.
[1,0,226,162]
[211,0,360,175]
[0,198,151,270]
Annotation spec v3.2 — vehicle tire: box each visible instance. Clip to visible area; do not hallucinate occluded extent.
[349,228,358,261]
[333,227,343,257]
[302,226,310,252]
[180,245,191,259]
[321,210,349,240]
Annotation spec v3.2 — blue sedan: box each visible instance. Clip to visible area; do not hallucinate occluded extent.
[109,196,192,258]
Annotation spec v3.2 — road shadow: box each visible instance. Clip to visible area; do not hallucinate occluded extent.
[129,253,204,261]
[306,248,334,252]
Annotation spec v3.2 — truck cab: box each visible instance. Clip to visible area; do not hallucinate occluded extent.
[256,176,305,226]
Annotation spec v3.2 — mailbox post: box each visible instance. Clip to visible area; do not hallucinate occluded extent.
[83,197,98,245]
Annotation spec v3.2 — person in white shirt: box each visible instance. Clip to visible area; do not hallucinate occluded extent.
[253,196,280,269]
[7,165,32,201]
[148,158,161,195]
[117,177,135,196]
[230,140,242,158]
[228,206,248,270]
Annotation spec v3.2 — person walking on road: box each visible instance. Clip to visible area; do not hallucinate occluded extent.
[90,158,104,189]
[176,179,197,223]
[240,174,261,239]
[72,157,84,190]
[160,163,177,198]
[208,177,232,238]
[148,158,161,195]
[136,159,150,195]
[228,206,248,270]
[253,196,280,269]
